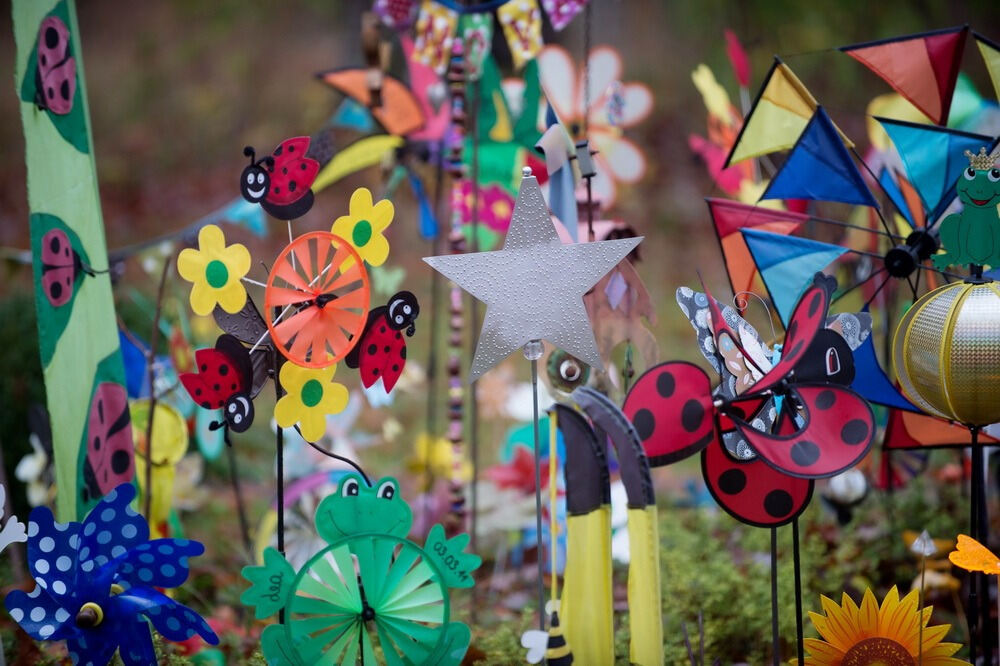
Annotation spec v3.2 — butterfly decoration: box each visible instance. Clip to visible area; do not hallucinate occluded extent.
[625,277,876,525]
[672,273,871,462]
[180,334,258,435]
[345,290,419,393]
[34,15,76,114]
[40,228,100,307]
[4,484,217,664]
[240,137,320,220]
[949,534,1000,575]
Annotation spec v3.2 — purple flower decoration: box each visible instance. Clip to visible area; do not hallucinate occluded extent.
[5,483,217,665]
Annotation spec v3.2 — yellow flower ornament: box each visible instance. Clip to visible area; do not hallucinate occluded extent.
[330,187,394,267]
[797,586,966,666]
[177,224,250,315]
[274,362,349,442]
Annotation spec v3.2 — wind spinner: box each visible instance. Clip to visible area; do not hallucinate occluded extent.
[241,473,480,665]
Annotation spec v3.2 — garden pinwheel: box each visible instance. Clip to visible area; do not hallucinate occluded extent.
[5,483,217,665]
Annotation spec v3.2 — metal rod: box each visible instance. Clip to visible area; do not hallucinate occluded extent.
[771,527,780,666]
[143,256,172,521]
[531,353,545,632]
[793,518,804,666]
[224,429,253,560]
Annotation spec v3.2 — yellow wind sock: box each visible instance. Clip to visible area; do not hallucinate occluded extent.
[561,508,613,664]
[627,506,663,665]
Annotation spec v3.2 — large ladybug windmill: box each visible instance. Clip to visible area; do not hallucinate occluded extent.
[625,275,877,508]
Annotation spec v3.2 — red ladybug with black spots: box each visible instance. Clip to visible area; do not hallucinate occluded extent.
[346,291,419,393]
[180,334,255,433]
[240,137,320,220]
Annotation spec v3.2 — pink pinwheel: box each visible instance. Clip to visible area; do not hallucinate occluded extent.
[452,180,517,233]
[537,45,652,209]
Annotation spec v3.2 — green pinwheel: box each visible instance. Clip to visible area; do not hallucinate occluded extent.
[241,474,480,665]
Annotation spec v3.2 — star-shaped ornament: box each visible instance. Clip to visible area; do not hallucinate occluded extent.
[424,168,642,381]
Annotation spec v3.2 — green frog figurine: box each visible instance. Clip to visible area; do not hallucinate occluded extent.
[932,147,1000,272]
[242,474,481,665]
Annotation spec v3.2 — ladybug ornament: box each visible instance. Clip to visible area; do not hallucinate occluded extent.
[34,15,76,115]
[346,291,419,393]
[180,334,257,434]
[240,137,320,220]
[40,228,100,307]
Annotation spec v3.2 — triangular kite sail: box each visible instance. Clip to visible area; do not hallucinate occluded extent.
[840,26,968,125]
[741,228,848,325]
[974,32,1000,101]
[876,116,994,223]
[849,334,919,412]
[725,57,852,167]
[878,168,916,227]
[706,198,806,296]
[884,408,999,449]
[759,107,879,208]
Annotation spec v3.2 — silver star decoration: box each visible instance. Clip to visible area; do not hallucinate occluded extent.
[424,169,642,382]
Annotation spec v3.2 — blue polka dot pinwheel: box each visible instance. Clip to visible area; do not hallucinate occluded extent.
[4,483,218,665]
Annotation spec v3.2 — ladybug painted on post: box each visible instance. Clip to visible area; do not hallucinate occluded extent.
[82,383,134,505]
[180,334,256,434]
[240,137,320,220]
[40,228,99,307]
[34,15,76,115]
[346,291,419,393]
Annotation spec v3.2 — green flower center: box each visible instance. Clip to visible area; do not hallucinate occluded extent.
[352,220,373,247]
[300,379,324,408]
[205,260,229,289]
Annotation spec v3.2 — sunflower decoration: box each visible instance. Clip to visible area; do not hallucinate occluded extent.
[273,361,349,442]
[177,224,251,315]
[797,586,966,665]
[330,187,394,268]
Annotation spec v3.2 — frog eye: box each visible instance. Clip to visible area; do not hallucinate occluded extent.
[965,167,977,180]
[989,169,1000,183]
[377,480,397,500]
[341,478,360,497]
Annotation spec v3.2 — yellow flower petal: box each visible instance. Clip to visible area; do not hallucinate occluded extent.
[349,187,374,215]
[361,234,390,267]
[279,362,316,393]
[177,247,207,283]
[216,281,248,314]
[273,394,302,429]
[331,215,356,241]
[197,224,227,254]
[317,382,349,416]
[802,637,846,664]
[369,199,395,232]
[298,409,327,442]
[223,241,252,279]
[188,281,216,316]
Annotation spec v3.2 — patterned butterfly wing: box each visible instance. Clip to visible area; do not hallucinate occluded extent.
[265,136,319,207]
[701,437,813,528]
[623,361,717,466]
[357,313,408,392]
[35,16,76,115]
[730,384,875,479]
[949,534,1000,575]
[40,229,77,307]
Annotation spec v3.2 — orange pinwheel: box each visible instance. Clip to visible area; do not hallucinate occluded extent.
[949,534,1000,575]
[264,231,370,368]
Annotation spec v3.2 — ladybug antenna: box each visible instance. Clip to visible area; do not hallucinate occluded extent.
[243,146,256,164]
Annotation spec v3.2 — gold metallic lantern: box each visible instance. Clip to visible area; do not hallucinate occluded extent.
[893,281,1000,427]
